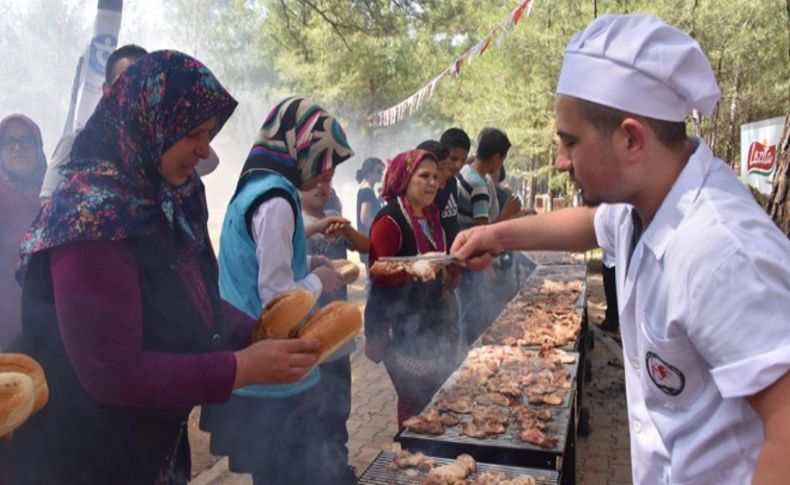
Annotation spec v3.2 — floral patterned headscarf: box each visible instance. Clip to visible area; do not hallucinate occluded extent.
[17,50,238,281]
[236,97,353,191]
[0,114,47,200]
[382,149,445,254]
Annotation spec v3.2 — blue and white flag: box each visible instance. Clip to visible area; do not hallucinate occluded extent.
[64,0,122,134]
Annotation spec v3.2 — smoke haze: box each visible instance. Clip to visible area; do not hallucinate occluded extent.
[1,0,448,249]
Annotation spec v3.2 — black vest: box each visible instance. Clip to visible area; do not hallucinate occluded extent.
[365,201,456,352]
[2,236,226,484]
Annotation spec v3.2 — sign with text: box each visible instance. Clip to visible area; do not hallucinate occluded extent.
[740,116,786,194]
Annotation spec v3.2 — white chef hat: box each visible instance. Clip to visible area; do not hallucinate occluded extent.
[556,14,721,122]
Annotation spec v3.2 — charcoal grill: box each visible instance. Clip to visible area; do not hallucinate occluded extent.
[359,451,561,485]
[396,403,575,484]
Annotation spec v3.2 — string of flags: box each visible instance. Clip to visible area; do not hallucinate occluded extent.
[367,0,533,128]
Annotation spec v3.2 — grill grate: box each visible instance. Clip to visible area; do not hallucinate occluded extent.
[399,400,573,454]
[398,346,579,456]
[481,264,588,353]
[358,451,561,485]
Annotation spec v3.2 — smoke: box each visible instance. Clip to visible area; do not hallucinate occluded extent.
[1,1,454,251]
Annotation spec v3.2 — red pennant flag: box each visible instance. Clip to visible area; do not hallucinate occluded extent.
[512,0,529,26]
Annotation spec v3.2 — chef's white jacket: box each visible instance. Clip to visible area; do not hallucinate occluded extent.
[594,138,790,484]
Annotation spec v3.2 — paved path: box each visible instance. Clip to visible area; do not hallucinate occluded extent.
[190,259,631,484]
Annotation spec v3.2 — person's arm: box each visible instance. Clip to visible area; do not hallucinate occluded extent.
[471,183,491,227]
[341,224,371,253]
[360,202,375,229]
[304,214,350,238]
[252,198,322,302]
[451,206,598,269]
[368,215,409,287]
[39,133,76,199]
[50,240,238,408]
[748,372,790,484]
[359,188,378,228]
[690,250,790,484]
[494,194,522,222]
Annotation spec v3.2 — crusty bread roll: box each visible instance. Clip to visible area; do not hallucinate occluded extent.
[297,301,362,364]
[331,259,360,285]
[0,372,35,437]
[253,289,315,342]
[0,354,49,413]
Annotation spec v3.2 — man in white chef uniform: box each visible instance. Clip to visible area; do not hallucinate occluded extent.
[451,13,790,485]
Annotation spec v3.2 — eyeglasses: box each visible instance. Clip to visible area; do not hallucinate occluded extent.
[0,136,36,150]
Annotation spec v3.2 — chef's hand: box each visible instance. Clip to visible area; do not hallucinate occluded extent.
[451,225,503,271]
[233,338,321,387]
[309,255,332,271]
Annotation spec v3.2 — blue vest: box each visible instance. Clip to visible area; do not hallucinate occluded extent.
[218,170,319,398]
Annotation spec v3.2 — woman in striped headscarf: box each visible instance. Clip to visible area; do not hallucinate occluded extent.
[201,97,356,485]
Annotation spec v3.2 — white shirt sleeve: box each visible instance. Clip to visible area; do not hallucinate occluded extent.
[691,250,790,398]
[40,132,77,198]
[593,204,617,256]
[251,198,322,306]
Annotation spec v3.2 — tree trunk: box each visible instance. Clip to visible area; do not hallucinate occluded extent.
[724,66,742,167]
[528,156,537,209]
[766,116,790,237]
[547,146,554,212]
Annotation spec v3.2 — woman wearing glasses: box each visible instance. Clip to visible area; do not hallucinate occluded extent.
[0,114,46,349]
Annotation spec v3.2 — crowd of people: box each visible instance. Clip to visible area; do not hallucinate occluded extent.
[0,11,788,485]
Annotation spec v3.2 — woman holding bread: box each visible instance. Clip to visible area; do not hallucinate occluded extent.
[0,52,321,484]
[201,97,357,485]
[365,149,461,426]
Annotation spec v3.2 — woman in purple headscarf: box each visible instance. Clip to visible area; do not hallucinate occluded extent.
[0,114,46,349]
[364,149,461,427]
[1,51,320,485]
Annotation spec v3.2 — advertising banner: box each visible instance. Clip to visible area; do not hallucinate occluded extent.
[740,116,786,194]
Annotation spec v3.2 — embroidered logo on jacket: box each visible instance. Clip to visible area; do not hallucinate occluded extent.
[646,351,685,396]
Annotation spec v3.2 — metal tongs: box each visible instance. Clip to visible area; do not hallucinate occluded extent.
[378,254,458,264]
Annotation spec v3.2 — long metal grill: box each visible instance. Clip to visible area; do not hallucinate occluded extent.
[358,451,561,485]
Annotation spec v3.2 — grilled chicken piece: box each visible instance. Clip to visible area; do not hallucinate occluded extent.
[427,454,476,482]
[542,393,564,406]
[387,450,436,471]
[519,427,558,448]
[460,420,488,439]
[403,409,445,435]
[475,392,511,407]
[439,412,460,427]
[473,472,537,485]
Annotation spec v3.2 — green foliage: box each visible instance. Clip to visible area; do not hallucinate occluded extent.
[3,0,787,186]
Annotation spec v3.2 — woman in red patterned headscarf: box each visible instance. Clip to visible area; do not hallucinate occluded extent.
[365,149,461,426]
[0,114,46,349]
